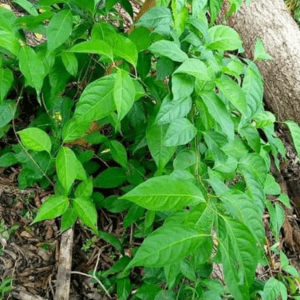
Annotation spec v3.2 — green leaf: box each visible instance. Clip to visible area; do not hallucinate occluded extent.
[13,0,38,16]
[70,0,95,12]
[164,118,197,147]
[201,92,234,141]
[148,40,188,62]
[68,40,113,61]
[117,278,131,300]
[278,193,291,208]
[264,174,281,195]
[156,95,192,125]
[164,262,180,288]
[0,152,18,167]
[102,256,131,277]
[108,140,127,167]
[94,167,127,188]
[123,205,145,228]
[63,75,116,142]
[172,74,194,100]
[266,201,285,239]
[56,147,82,194]
[61,51,78,76]
[75,177,93,198]
[154,291,175,300]
[0,29,20,56]
[129,27,152,52]
[47,10,73,52]
[97,230,122,251]
[136,284,161,300]
[174,58,210,80]
[215,75,247,115]
[0,100,15,127]
[207,25,242,51]
[32,195,68,223]
[73,197,97,232]
[218,217,258,300]
[138,6,172,29]
[180,259,196,281]
[114,69,135,122]
[126,225,207,268]
[254,38,273,61]
[146,123,176,173]
[120,175,205,211]
[61,207,78,231]
[173,148,196,170]
[262,277,287,300]
[285,121,300,159]
[0,68,13,103]
[19,46,45,92]
[18,127,51,153]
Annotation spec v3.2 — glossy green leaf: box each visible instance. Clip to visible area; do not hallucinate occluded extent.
[61,207,78,231]
[215,75,247,115]
[207,25,242,51]
[148,40,188,62]
[172,74,194,101]
[13,0,38,16]
[68,40,113,61]
[0,68,13,103]
[0,29,20,56]
[18,127,51,153]
[32,195,68,223]
[108,140,127,167]
[156,95,192,125]
[73,197,97,232]
[264,174,281,195]
[61,51,78,76]
[254,38,273,61]
[174,58,210,80]
[0,100,15,127]
[126,225,207,268]
[19,46,45,92]
[285,121,300,159]
[56,147,82,194]
[239,125,261,153]
[262,277,287,300]
[201,92,234,141]
[146,123,176,173]
[164,118,197,147]
[120,175,205,211]
[94,167,127,188]
[75,177,93,198]
[114,69,135,122]
[47,10,73,52]
[138,6,172,29]
[218,217,258,300]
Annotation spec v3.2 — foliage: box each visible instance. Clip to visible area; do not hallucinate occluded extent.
[1,0,300,299]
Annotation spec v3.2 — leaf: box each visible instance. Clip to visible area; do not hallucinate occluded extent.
[123,205,145,228]
[154,291,176,300]
[164,118,197,147]
[56,147,82,194]
[47,10,73,52]
[73,197,97,232]
[0,152,18,167]
[68,40,113,61]
[285,121,300,159]
[180,260,196,281]
[117,278,131,300]
[94,167,127,188]
[108,140,127,167]
[148,40,188,62]
[13,0,38,16]
[61,207,78,231]
[218,217,259,300]
[102,256,131,277]
[262,277,287,300]
[164,262,180,288]
[120,175,205,211]
[75,177,93,198]
[0,100,15,127]
[19,46,45,92]
[173,148,196,170]
[61,51,78,76]
[63,75,116,142]
[207,25,242,51]
[146,123,176,173]
[18,127,51,153]
[0,29,20,56]
[32,195,68,223]
[266,201,285,239]
[201,92,234,141]
[138,6,172,29]
[264,174,281,195]
[172,74,194,100]
[0,68,13,103]
[215,75,247,115]
[114,69,135,122]
[126,225,207,268]
[174,58,210,80]
[254,38,273,61]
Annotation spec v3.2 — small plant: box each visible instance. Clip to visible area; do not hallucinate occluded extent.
[1,0,300,298]
[0,277,13,299]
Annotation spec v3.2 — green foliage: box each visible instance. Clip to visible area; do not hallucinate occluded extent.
[1,0,299,298]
